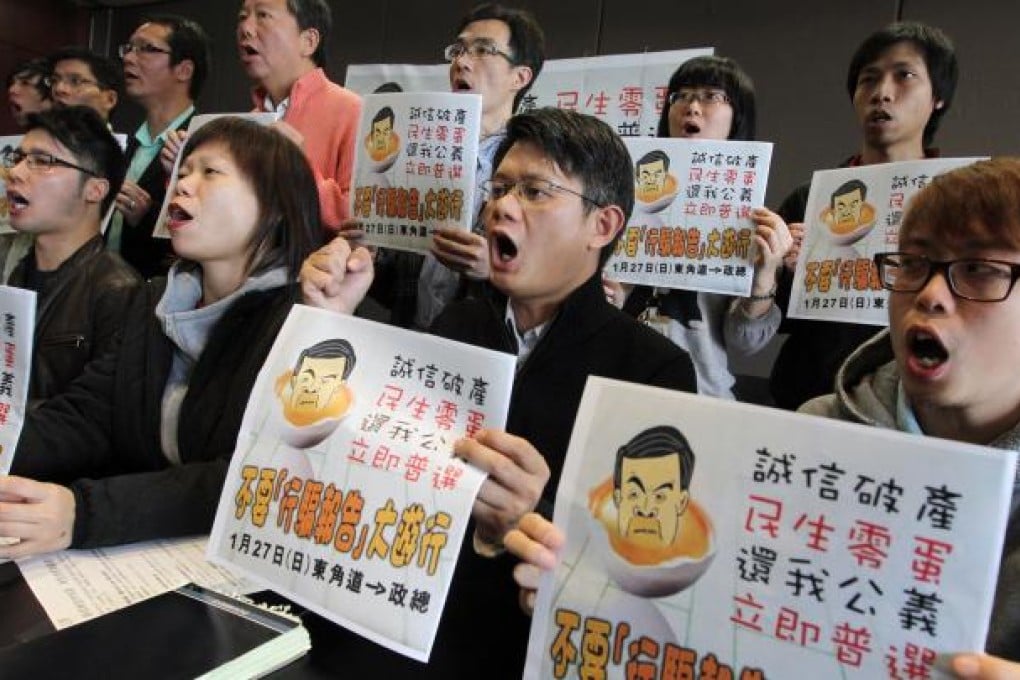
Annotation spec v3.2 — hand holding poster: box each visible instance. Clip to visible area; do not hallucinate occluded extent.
[208,305,515,661]
[606,138,773,295]
[152,112,279,239]
[349,92,482,254]
[788,158,984,325]
[524,377,1016,679]
[0,285,34,474]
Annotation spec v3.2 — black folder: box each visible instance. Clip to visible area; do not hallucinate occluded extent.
[0,582,310,679]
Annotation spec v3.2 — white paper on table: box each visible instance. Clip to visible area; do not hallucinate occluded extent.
[17,535,254,630]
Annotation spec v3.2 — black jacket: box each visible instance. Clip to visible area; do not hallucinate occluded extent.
[11,279,299,548]
[8,235,139,403]
[770,180,882,410]
[313,274,696,678]
[432,272,697,503]
[116,115,193,279]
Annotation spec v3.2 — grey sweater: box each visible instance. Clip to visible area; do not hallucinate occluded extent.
[801,330,1020,660]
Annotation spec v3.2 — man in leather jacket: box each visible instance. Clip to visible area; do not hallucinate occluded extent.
[4,106,139,402]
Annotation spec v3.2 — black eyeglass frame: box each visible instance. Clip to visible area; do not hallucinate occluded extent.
[873,251,1020,302]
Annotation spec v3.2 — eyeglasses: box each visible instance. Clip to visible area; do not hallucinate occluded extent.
[874,252,1020,302]
[481,178,605,208]
[1,148,100,177]
[443,39,514,63]
[667,89,731,107]
[43,74,99,90]
[118,42,173,58]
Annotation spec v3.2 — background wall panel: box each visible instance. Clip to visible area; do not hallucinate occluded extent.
[0,0,89,132]
[599,0,899,203]
[901,0,1020,159]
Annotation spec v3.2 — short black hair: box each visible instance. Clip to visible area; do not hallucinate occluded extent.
[6,57,52,101]
[636,149,670,176]
[456,3,545,112]
[142,15,212,100]
[293,338,356,379]
[181,117,323,278]
[24,106,126,215]
[50,46,124,94]
[831,178,868,207]
[373,81,403,94]
[613,425,695,492]
[657,55,756,141]
[846,22,958,148]
[286,0,331,68]
[371,106,395,127]
[494,107,634,267]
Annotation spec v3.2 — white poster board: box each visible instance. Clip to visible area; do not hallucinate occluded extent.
[208,306,515,661]
[0,285,34,474]
[345,48,713,139]
[788,158,984,325]
[525,377,1016,679]
[350,93,481,254]
[606,138,773,295]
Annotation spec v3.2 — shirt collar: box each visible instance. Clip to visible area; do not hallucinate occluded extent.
[504,302,550,369]
[134,104,195,148]
[262,94,290,116]
[895,381,925,435]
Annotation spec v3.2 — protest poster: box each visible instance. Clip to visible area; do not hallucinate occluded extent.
[208,305,515,661]
[525,377,1016,679]
[0,285,34,474]
[345,48,712,140]
[151,112,279,238]
[605,138,772,295]
[349,92,482,254]
[0,135,21,235]
[788,158,984,325]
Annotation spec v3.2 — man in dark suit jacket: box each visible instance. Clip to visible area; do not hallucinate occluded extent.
[4,107,139,401]
[302,107,696,677]
[108,15,210,279]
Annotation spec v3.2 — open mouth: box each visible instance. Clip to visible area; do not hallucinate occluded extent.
[166,202,193,227]
[453,78,472,92]
[682,121,702,136]
[493,232,518,263]
[7,191,28,214]
[908,329,949,368]
[869,110,892,123]
[240,44,259,57]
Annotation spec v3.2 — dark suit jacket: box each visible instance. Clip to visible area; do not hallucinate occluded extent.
[116,113,193,279]
[310,273,696,679]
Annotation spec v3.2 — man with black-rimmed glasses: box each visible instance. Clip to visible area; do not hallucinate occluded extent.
[108,15,210,280]
[354,3,547,330]
[2,106,138,402]
[303,107,695,676]
[47,47,121,125]
[801,158,1020,672]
